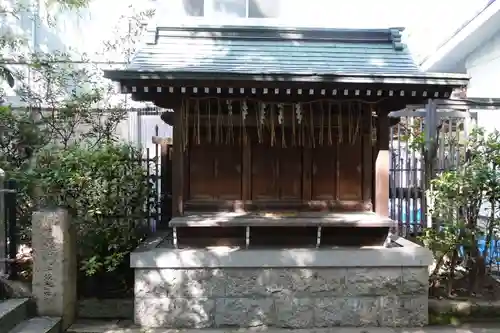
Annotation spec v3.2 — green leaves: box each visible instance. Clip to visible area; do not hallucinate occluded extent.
[421,127,500,293]
[46,0,91,10]
[32,143,151,277]
[0,104,149,277]
[0,66,15,88]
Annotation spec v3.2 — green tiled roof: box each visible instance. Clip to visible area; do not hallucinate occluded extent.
[127,26,419,76]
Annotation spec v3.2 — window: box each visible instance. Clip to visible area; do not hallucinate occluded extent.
[183,0,205,17]
[248,0,280,18]
[183,0,281,18]
[213,0,247,18]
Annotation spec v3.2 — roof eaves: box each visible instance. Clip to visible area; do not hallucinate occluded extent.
[420,0,500,72]
[103,69,469,87]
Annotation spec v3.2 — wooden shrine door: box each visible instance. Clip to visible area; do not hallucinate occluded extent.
[189,144,242,200]
[309,135,363,203]
[251,145,302,200]
[186,128,365,210]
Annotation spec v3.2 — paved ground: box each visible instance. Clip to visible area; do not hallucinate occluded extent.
[67,320,500,333]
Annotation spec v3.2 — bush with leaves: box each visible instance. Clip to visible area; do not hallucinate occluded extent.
[0,106,48,242]
[31,143,151,274]
[421,128,500,297]
[27,143,152,296]
[0,102,151,295]
[0,0,157,295]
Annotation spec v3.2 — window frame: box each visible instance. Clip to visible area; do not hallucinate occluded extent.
[204,0,248,18]
[202,0,278,19]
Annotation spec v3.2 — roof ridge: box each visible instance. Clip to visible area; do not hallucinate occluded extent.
[389,28,405,51]
[149,25,406,50]
[119,24,422,79]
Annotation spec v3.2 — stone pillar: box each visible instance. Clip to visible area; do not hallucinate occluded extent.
[32,208,77,330]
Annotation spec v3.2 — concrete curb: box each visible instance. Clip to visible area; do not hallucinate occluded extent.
[78,299,133,320]
[66,320,500,333]
[429,299,500,324]
[78,298,500,324]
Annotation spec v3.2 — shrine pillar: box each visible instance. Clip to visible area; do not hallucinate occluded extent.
[375,110,390,217]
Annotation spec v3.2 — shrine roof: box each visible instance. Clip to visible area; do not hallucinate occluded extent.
[104,25,468,86]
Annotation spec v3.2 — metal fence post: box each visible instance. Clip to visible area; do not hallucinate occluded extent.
[424,99,437,229]
[0,169,5,276]
[5,179,17,279]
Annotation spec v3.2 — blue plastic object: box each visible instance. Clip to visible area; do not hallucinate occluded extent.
[459,237,500,265]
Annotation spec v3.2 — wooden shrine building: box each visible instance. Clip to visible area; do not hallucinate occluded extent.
[104,25,468,248]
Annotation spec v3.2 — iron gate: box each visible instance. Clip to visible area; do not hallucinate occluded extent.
[388,100,478,236]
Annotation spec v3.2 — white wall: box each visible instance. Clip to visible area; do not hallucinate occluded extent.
[153,0,492,63]
[0,0,171,147]
[464,29,500,133]
[460,28,500,219]
[1,0,490,145]
[1,0,489,63]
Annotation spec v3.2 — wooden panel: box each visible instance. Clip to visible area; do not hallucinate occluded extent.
[338,138,362,201]
[242,137,251,200]
[311,146,337,200]
[184,199,372,212]
[302,148,312,201]
[189,144,242,200]
[277,147,302,200]
[250,226,317,247]
[321,226,389,247]
[251,144,278,200]
[362,111,373,207]
[177,227,246,248]
[189,144,217,200]
[214,146,242,200]
[251,142,302,201]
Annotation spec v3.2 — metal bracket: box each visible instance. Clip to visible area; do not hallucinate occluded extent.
[172,227,178,248]
[245,226,250,248]
[388,98,500,118]
[389,109,477,119]
[316,226,322,248]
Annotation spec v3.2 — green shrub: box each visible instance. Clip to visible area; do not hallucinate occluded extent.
[31,143,152,277]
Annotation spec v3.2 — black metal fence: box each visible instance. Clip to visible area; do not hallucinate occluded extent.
[1,178,18,280]
[389,114,472,237]
[143,125,172,232]
[0,124,171,282]
[77,137,171,299]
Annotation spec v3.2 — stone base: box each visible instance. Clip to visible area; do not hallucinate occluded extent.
[131,235,432,329]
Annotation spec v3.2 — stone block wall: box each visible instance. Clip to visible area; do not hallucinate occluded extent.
[134,267,428,328]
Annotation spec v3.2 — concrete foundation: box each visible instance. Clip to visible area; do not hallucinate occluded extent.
[130,235,432,329]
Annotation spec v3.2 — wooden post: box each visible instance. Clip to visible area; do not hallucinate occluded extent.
[375,110,390,217]
[152,136,173,226]
[362,107,373,210]
[172,103,184,217]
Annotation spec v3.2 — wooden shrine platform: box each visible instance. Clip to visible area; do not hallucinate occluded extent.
[169,211,395,248]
